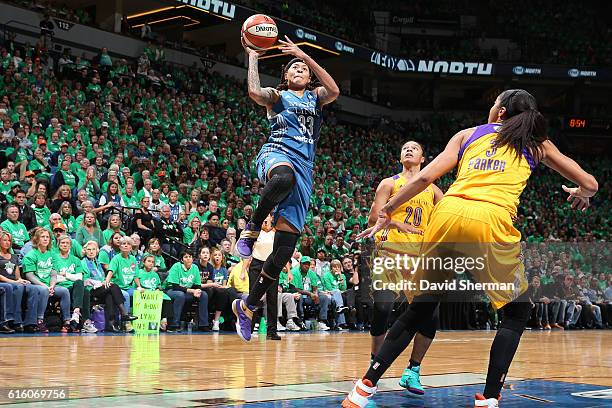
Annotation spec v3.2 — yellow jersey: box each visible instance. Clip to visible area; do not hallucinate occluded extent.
[445,123,535,218]
[227,261,250,293]
[375,173,436,244]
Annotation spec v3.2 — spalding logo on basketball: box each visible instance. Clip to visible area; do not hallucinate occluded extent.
[241,14,278,50]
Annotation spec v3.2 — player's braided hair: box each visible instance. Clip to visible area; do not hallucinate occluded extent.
[494,89,548,162]
[276,58,319,91]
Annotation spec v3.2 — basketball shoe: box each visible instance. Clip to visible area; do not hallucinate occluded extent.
[342,379,377,408]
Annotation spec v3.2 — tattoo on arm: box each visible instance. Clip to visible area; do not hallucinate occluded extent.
[247,55,277,106]
[247,54,261,94]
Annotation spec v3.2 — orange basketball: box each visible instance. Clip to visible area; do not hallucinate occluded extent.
[241,14,278,50]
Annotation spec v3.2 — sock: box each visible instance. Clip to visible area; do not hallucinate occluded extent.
[364,319,418,385]
[408,359,420,369]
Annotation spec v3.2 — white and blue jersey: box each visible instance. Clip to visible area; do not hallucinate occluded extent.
[255,89,323,232]
[265,89,322,163]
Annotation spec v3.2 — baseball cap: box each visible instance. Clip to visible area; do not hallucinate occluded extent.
[24,171,35,177]
[316,248,326,254]
[157,171,166,177]
[300,255,312,264]
[197,200,206,207]
[37,138,47,145]
[52,222,66,232]
[101,121,109,127]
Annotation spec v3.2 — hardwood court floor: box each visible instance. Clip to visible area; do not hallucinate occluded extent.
[0,330,610,406]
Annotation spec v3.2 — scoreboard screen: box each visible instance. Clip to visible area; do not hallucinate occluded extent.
[565,117,612,134]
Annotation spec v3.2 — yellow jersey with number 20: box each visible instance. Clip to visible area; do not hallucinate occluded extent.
[375,173,435,245]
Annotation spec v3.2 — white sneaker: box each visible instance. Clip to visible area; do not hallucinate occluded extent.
[81,321,98,333]
[317,321,330,331]
[286,320,301,331]
[342,379,377,407]
[212,320,220,331]
[71,310,80,324]
[474,394,499,407]
[277,322,286,332]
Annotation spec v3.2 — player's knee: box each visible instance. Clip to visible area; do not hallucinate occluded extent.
[384,319,408,341]
[266,166,295,200]
[418,305,440,339]
[499,301,531,334]
[418,323,437,340]
[499,316,528,334]
[370,298,394,336]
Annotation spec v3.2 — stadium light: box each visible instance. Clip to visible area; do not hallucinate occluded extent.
[259,42,340,60]
[127,6,184,20]
[183,4,232,21]
[131,15,199,28]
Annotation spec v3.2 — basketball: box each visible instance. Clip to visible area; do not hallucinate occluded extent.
[241,14,278,50]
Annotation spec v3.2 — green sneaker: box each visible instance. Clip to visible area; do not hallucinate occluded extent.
[399,365,424,395]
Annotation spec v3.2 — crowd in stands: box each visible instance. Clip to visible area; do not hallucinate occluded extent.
[524,242,611,330]
[0,19,610,336]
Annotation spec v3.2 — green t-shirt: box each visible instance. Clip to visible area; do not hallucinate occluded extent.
[0,219,29,247]
[53,253,84,288]
[183,227,197,244]
[60,169,77,190]
[51,239,83,259]
[102,228,125,244]
[143,253,167,273]
[289,266,321,292]
[279,270,290,291]
[122,194,140,208]
[62,215,78,234]
[0,181,11,196]
[187,211,207,224]
[164,262,201,289]
[321,270,347,291]
[32,206,51,228]
[108,254,138,289]
[98,246,117,266]
[137,269,162,290]
[23,249,54,285]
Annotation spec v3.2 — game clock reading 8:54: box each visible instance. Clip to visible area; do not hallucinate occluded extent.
[565,117,612,134]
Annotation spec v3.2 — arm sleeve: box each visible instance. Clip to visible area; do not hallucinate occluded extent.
[49,269,57,286]
[25,272,45,286]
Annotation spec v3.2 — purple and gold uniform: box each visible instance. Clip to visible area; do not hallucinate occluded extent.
[412,123,531,308]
